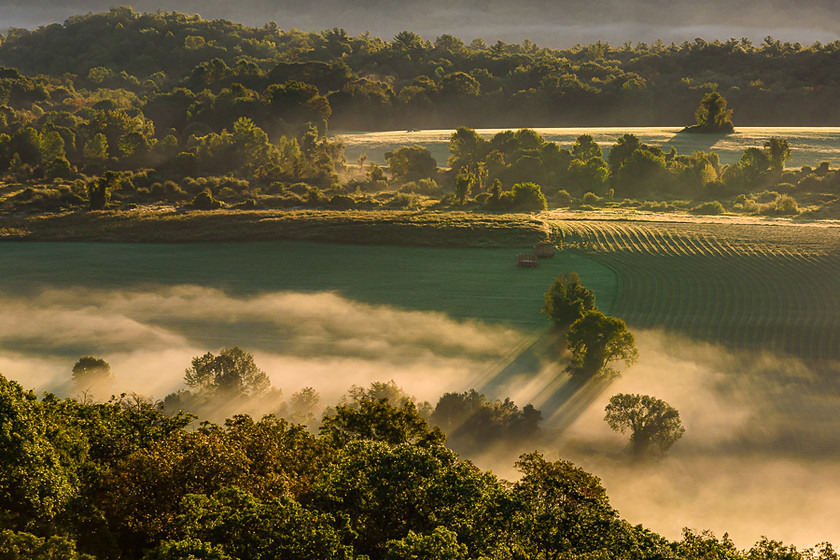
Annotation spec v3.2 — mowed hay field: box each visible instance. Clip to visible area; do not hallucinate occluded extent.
[548,214,840,364]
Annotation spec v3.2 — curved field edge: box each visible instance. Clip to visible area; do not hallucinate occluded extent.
[550,217,840,364]
[0,209,551,247]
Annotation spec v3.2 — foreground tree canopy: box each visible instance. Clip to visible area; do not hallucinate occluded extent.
[0,372,834,560]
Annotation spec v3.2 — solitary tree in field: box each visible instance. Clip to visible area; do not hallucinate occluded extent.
[691,91,734,133]
[604,393,685,458]
[542,272,597,327]
[565,310,638,378]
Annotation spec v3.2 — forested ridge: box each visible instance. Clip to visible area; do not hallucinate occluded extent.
[0,6,839,222]
[2,6,840,130]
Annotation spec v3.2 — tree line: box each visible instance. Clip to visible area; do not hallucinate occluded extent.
[3,7,840,130]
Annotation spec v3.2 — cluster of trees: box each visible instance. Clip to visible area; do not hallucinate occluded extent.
[444,125,839,209]
[0,8,838,215]
[4,9,840,131]
[0,369,833,559]
[543,272,638,379]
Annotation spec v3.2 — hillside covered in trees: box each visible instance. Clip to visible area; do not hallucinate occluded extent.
[0,7,839,222]
[2,6,840,132]
[2,372,837,560]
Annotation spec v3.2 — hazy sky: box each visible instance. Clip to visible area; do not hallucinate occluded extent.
[2,0,839,47]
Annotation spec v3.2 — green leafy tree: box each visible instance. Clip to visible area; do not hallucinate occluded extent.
[320,398,444,448]
[71,356,113,394]
[692,91,734,132]
[0,530,94,560]
[571,134,602,161]
[513,452,625,559]
[0,375,80,527]
[565,311,638,378]
[542,272,597,326]
[454,172,474,205]
[384,527,468,560]
[764,137,792,173]
[87,171,120,210]
[172,488,352,560]
[604,393,685,458]
[385,145,437,183]
[184,347,270,397]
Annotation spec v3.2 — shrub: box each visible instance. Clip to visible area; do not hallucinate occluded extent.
[503,182,547,211]
[190,190,223,210]
[582,191,602,206]
[553,189,573,207]
[773,195,799,215]
[689,200,725,215]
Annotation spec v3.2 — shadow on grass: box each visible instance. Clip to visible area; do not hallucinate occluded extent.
[471,327,617,432]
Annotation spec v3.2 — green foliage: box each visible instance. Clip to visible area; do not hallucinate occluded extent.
[385,145,437,184]
[690,200,726,215]
[384,527,467,560]
[86,171,120,210]
[565,310,638,378]
[183,346,270,398]
[542,271,597,326]
[190,191,224,210]
[320,397,445,448]
[71,356,113,393]
[604,393,685,457]
[0,375,80,527]
[0,530,94,560]
[431,389,541,453]
[689,91,735,133]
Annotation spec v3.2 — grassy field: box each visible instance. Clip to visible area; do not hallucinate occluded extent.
[0,209,551,246]
[336,126,840,167]
[545,213,840,364]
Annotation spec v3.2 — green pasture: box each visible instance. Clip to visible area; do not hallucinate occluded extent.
[0,241,618,329]
[554,219,840,364]
[336,126,840,168]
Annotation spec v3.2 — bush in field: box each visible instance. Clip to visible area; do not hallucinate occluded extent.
[773,194,799,215]
[689,200,725,215]
[190,190,224,210]
[501,182,547,211]
[582,191,602,206]
[552,189,573,207]
[543,272,597,327]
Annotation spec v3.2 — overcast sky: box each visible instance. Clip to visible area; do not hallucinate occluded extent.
[2,0,838,47]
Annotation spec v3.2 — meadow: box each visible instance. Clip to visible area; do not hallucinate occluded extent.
[336,126,840,167]
[2,219,840,547]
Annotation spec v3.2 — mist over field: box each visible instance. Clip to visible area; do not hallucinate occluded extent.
[2,284,839,547]
[3,0,839,46]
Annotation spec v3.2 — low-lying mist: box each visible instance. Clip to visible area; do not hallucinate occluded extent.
[2,285,838,548]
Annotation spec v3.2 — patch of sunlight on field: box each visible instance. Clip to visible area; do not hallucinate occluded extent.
[336,126,840,167]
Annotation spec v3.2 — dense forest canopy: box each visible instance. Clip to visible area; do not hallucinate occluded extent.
[1,6,840,130]
[4,0,840,47]
[1,372,837,560]
[0,7,837,219]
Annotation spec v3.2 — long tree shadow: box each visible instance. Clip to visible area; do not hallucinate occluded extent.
[471,328,617,432]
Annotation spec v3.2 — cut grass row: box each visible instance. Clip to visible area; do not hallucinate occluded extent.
[553,219,840,363]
